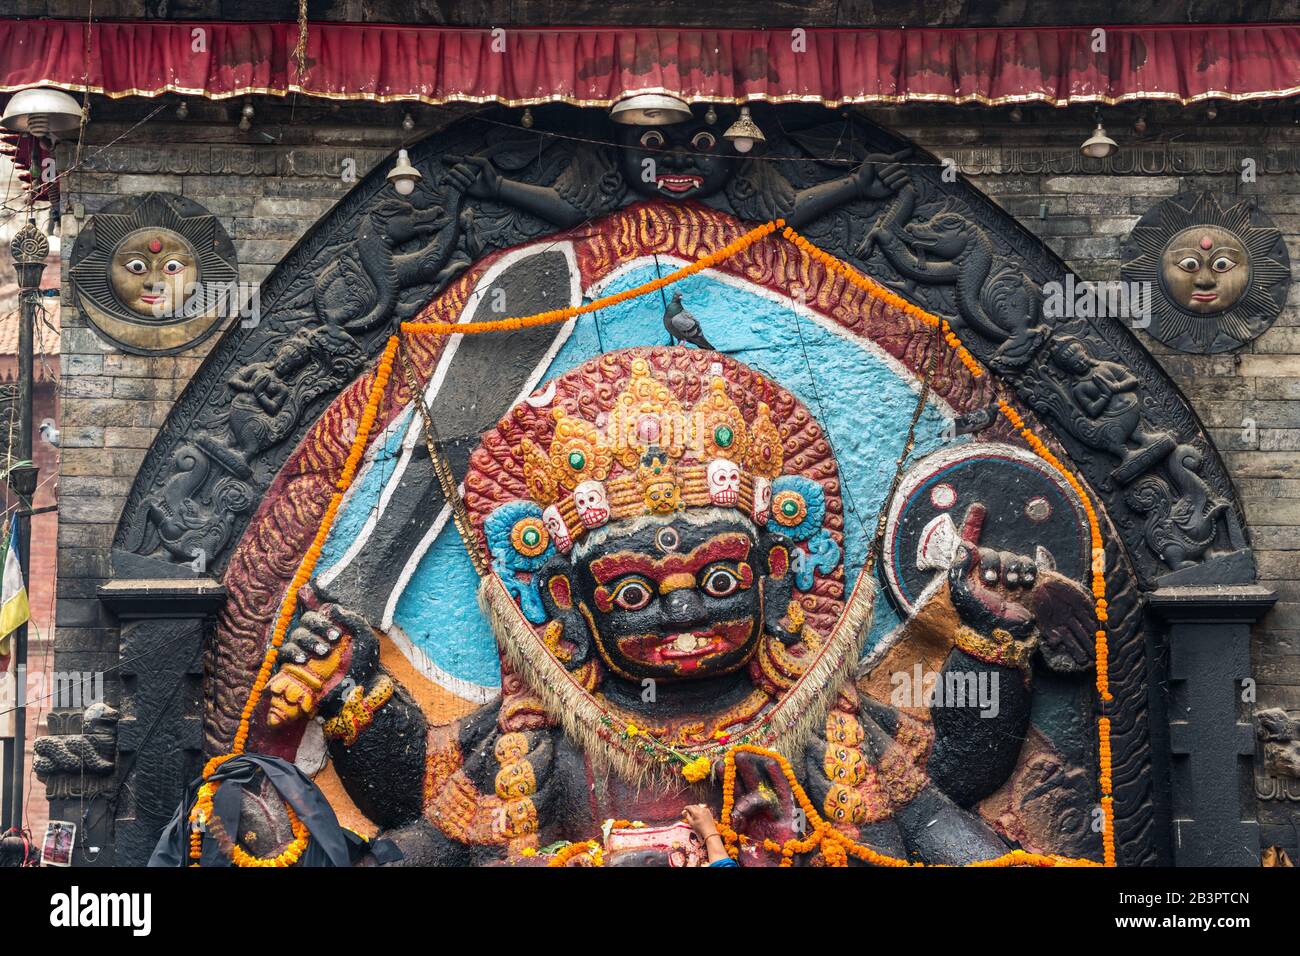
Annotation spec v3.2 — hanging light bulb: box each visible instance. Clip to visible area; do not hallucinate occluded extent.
[704,105,718,125]
[1009,106,1023,123]
[723,106,765,154]
[401,111,415,132]
[1205,102,1219,121]
[1080,113,1117,159]
[238,99,254,131]
[387,148,422,196]
[520,107,534,129]
[1133,113,1147,135]
[175,99,189,121]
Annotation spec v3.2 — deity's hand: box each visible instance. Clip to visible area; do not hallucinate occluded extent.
[947,504,1096,672]
[946,504,1037,640]
[265,584,380,727]
[854,149,912,199]
[730,750,803,865]
[443,155,502,201]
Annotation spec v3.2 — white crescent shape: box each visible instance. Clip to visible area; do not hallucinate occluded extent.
[77,289,226,354]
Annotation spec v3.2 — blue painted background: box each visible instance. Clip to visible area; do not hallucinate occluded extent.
[318,264,956,697]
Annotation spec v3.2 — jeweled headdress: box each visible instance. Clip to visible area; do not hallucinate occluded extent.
[466,348,868,781]
[467,348,847,632]
[512,357,785,552]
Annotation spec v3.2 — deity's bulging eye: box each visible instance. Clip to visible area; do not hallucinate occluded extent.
[124,258,147,275]
[1212,255,1237,272]
[163,259,186,275]
[1177,256,1200,273]
[611,577,654,612]
[640,130,665,149]
[692,131,717,150]
[701,566,742,598]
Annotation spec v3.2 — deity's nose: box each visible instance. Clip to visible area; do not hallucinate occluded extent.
[661,589,707,628]
[664,148,689,170]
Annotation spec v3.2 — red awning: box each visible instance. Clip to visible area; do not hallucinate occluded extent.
[2,19,1300,108]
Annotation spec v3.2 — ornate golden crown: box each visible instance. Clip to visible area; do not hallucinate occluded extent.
[516,359,783,553]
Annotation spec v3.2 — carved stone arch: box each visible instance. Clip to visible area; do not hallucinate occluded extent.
[111,105,1255,867]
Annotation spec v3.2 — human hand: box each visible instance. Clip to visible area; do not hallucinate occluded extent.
[683,803,719,840]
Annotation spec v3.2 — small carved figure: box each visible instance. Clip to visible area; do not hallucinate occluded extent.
[1035,336,1176,484]
[226,339,313,458]
[312,193,464,334]
[1257,707,1300,778]
[861,168,1051,371]
[1125,444,1231,569]
[33,702,120,779]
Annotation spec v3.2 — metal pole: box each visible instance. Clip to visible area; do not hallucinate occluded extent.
[7,220,47,833]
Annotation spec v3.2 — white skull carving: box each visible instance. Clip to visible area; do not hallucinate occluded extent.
[752,476,772,525]
[707,459,741,507]
[574,480,610,529]
[542,504,572,554]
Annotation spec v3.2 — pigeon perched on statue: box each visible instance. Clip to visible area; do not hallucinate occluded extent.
[662,292,714,350]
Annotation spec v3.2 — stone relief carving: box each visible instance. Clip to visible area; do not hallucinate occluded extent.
[114,104,1248,592]
[33,702,119,800]
[1257,707,1300,787]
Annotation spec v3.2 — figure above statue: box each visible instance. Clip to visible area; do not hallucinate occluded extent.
[443,105,912,231]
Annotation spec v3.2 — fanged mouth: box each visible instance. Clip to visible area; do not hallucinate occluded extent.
[617,620,751,671]
[656,175,703,194]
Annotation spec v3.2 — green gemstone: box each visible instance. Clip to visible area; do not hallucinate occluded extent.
[522,528,540,547]
[782,500,799,516]
[568,450,586,470]
[715,425,734,448]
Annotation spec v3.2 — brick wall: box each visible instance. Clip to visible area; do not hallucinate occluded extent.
[50,100,1300,857]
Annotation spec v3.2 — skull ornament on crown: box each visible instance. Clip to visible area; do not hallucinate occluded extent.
[574,480,610,529]
[707,458,741,506]
[470,347,847,693]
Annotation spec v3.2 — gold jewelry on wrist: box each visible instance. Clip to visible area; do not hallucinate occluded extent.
[323,675,395,745]
[953,625,1034,672]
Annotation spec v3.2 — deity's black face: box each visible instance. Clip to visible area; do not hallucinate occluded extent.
[618,118,737,202]
[569,516,766,681]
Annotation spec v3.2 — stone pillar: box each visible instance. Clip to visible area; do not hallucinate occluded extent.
[93,578,225,866]
[1148,584,1276,866]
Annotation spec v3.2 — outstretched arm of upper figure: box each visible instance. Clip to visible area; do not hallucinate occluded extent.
[444,155,589,229]
[786,150,912,230]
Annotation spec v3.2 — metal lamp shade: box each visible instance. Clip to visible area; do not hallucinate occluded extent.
[609,92,693,126]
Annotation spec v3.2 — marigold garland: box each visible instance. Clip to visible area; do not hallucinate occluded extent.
[401,219,786,337]
[716,745,1101,868]
[780,226,985,379]
[996,398,1117,867]
[199,214,1127,870]
[546,840,604,867]
[191,334,402,867]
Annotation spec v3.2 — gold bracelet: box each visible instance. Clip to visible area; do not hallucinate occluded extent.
[953,625,1034,672]
[323,675,395,746]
